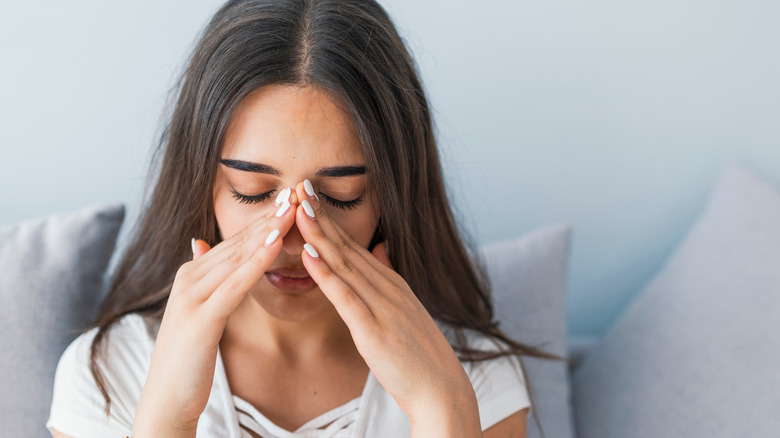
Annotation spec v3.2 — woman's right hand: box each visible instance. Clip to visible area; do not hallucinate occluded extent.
[132,196,297,437]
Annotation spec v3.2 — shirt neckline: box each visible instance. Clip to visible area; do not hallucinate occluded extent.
[214,343,375,437]
[233,392,362,436]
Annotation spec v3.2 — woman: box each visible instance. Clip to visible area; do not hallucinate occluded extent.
[47,0,565,436]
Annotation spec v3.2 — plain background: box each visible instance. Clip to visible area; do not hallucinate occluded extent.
[2,0,779,339]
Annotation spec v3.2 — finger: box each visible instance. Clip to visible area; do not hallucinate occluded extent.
[191,209,276,274]
[293,182,391,303]
[331,219,401,283]
[296,180,394,280]
[182,203,296,302]
[371,241,393,270]
[202,228,286,320]
[296,182,422,317]
[303,199,411,303]
[296,180,408,296]
[192,238,210,260]
[186,200,296,281]
[300,242,374,330]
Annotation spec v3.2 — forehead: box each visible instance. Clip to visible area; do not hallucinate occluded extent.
[221,84,364,170]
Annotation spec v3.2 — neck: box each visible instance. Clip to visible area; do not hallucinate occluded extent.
[220,293,355,365]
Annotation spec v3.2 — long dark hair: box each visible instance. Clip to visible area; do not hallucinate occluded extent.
[87,0,568,435]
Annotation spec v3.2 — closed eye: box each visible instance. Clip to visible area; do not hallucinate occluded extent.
[231,188,361,211]
[320,192,363,210]
[230,188,275,205]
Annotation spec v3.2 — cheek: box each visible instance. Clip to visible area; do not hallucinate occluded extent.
[213,191,268,240]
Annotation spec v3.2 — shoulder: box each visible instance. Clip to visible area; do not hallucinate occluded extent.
[46,313,155,437]
[437,323,533,431]
[456,328,529,391]
[58,312,155,379]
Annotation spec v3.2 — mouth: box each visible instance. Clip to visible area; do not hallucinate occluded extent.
[264,267,317,293]
[267,267,310,278]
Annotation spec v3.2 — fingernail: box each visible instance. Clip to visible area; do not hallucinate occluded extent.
[275,201,291,217]
[191,238,196,255]
[301,200,315,219]
[264,229,280,247]
[303,179,319,200]
[274,187,291,207]
[303,243,319,258]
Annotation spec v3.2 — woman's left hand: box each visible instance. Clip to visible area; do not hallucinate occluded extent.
[293,181,481,437]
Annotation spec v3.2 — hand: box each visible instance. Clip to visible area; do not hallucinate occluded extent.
[133,198,296,436]
[292,181,481,436]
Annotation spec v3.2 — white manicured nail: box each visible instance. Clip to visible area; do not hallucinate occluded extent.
[191,238,196,255]
[264,229,280,247]
[303,179,318,200]
[302,200,315,218]
[275,201,290,217]
[303,243,319,258]
[274,187,291,206]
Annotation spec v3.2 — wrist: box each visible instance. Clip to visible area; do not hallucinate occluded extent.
[134,384,200,438]
[132,419,197,438]
[134,400,198,438]
[407,389,482,438]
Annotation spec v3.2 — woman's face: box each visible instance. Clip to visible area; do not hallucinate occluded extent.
[213,84,380,322]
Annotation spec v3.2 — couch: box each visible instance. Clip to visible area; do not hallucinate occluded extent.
[2,161,779,437]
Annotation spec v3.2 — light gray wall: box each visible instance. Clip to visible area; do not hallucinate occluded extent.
[2,0,779,338]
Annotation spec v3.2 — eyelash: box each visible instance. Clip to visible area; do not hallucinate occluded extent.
[230,189,363,211]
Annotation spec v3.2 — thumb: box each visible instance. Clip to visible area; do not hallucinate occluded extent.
[370,241,393,270]
[191,238,211,260]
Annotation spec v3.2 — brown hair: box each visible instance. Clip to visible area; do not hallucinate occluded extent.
[87,0,569,435]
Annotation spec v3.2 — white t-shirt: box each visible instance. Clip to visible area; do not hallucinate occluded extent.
[46,313,531,437]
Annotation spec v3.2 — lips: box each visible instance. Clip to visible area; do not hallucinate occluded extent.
[264,267,317,292]
[266,267,310,278]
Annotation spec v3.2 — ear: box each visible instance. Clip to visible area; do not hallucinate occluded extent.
[370,241,393,269]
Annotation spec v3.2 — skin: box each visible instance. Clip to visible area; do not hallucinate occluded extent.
[213,84,380,429]
[54,84,528,438]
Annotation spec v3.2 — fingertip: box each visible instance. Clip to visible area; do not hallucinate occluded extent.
[370,240,385,255]
[294,181,307,203]
[303,242,320,259]
[371,241,392,268]
[191,238,211,260]
[289,189,300,205]
[295,182,326,221]
[300,243,320,277]
[264,228,281,247]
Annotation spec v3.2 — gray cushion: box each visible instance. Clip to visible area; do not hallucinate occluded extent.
[572,163,780,437]
[479,222,574,438]
[0,203,124,438]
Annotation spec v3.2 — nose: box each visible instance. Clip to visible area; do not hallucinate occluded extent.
[279,189,304,256]
[281,221,306,256]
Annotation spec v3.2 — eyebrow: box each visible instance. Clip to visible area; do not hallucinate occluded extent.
[220,159,366,177]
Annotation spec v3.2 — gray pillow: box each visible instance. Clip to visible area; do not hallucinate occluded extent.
[572,163,780,438]
[0,203,124,438]
[478,222,574,438]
